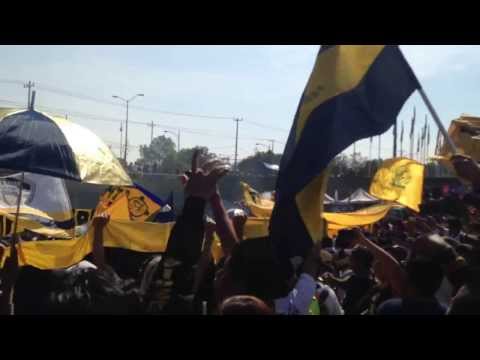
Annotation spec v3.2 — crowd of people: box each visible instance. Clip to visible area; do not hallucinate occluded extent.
[0,151,479,315]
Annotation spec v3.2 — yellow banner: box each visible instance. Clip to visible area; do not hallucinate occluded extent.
[0,220,174,270]
[95,186,162,222]
[369,158,424,212]
[324,203,393,237]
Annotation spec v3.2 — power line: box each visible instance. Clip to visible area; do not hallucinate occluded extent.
[1,80,291,133]
[23,81,235,120]
[243,119,288,132]
[3,99,286,144]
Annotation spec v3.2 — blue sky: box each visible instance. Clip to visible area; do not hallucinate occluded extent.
[0,45,479,164]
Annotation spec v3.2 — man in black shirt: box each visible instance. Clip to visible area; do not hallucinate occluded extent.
[377,257,447,315]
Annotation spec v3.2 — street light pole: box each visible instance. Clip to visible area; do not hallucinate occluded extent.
[125,100,129,161]
[164,130,181,152]
[112,93,144,164]
[234,118,242,171]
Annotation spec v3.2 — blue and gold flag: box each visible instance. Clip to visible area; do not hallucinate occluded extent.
[270,45,420,262]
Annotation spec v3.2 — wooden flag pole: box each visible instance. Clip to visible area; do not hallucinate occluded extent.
[418,87,458,154]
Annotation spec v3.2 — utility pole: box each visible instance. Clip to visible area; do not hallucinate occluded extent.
[124,101,129,162]
[234,118,243,171]
[24,81,35,109]
[177,129,180,153]
[119,122,123,159]
[149,121,155,143]
[266,139,275,153]
[112,93,144,164]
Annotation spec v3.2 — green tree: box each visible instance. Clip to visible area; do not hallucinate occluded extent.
[138,135,176,170]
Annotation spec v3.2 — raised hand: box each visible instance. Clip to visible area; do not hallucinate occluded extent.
[183,150,230,200]
[92,212,111,230]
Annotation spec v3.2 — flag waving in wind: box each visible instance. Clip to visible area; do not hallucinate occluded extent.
[270,45,420,262]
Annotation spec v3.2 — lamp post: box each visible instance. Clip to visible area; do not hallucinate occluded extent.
[163,130,181,152]
[112,93,144,162]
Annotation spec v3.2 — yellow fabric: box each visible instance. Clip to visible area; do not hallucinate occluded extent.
[95,186,162,222]
[240,182,275,218]
[295,169,330,243]
[211,233,224,264]
[296,45,385,142]
[0,220,175,270]
[435,115,480,178]
[244,217,270,239]
[0,108,24,120]
[437,115,480,161]
[48,113,132,186]
[102,220,173,252]
[324,203,393,237]
[0,108,132,186]
[0,209,72,238]
[0,206,71,222]
[369,158,424,212]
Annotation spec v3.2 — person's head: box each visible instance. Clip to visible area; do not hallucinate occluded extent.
[410,233,456,267]
[214,237,289,306]
[349,246,374,273]
[406,257,444,298]
[335,230,356,249]
[321,237,333,249]
[219,295,274,315]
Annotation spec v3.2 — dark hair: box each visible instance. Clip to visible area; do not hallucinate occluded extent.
[335,230,356,249]
[219,295,274,315]
[321,237,333,249]
[351,246,374,270]
[227,237,289,302]
[406,257,444,297]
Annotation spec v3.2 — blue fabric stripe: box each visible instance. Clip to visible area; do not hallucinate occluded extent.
[133,182,167,206]
[277,46,419,199]
[0,111,80,181]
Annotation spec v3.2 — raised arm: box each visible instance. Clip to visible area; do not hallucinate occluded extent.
[192,219,216,295]
[352,229,408,297]
[209,193,238,257]
[91,213,110,270]
[165,150,229,266]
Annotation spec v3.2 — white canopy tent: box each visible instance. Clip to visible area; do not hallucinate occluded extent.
[340,188,380,204]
